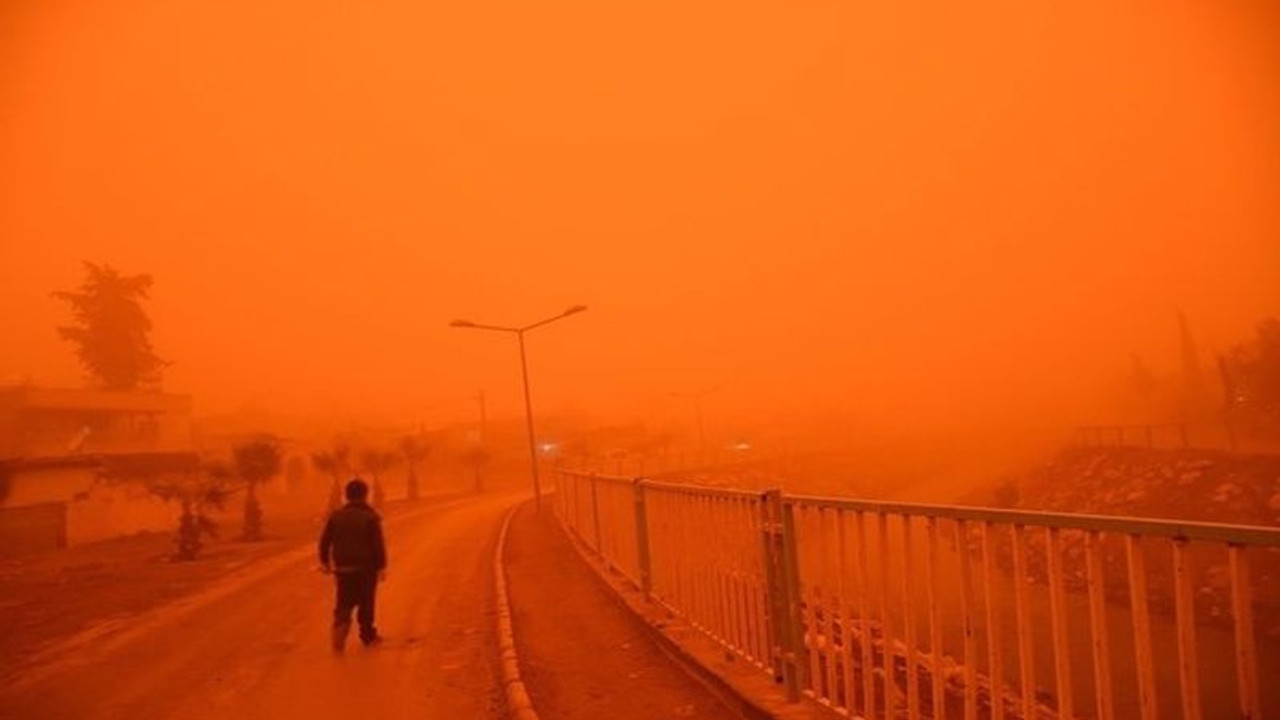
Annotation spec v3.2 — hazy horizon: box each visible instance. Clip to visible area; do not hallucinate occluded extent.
[4,0,1277,437]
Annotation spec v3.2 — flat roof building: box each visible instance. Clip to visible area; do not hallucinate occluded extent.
[0,386,198,554]
[0,385,192,459]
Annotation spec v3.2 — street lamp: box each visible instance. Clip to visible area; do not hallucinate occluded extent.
[449,305,587,509]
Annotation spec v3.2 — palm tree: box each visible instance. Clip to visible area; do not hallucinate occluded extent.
[100,455,228,560]
[399,435,429,501]
[234,437,282,541]
[171,461,232,560]
[359,448,399,509]
[312,450,343,512]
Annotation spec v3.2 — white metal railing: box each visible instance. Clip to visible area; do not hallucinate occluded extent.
[554,468,1280,720]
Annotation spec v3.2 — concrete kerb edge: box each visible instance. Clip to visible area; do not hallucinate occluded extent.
[494,503,542,720]
[546,511,827,720]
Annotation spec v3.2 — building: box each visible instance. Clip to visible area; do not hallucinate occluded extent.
[0,385,192,457]
[0,386,197,556]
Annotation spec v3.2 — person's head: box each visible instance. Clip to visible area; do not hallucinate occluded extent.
[345,478,369,503]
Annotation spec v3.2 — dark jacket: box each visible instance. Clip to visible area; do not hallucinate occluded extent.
[319,501,387,573]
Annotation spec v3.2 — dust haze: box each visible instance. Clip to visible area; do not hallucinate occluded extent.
[4,3,1280,720]
[3,0,1278,469]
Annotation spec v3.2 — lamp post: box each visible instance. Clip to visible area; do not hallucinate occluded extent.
[450,305,587,510]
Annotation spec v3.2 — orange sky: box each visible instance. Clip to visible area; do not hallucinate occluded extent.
[2,0,1277,434]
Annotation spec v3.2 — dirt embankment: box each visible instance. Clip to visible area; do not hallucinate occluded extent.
[995,446,1280,527]
[975,447,1280,638]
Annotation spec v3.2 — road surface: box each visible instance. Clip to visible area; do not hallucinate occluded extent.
[0,494,518,720]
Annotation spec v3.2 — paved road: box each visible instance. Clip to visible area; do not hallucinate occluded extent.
[0,494,519,720]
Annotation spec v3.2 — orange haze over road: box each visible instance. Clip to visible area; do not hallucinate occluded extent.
[2,0,1277,434]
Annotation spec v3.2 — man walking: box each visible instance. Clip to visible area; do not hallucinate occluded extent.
[319,478,387,651]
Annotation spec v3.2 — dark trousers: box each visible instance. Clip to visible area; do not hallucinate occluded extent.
[333,570,378,641]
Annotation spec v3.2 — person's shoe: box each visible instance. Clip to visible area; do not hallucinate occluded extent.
[332,622,352,652]
[360,632,382,647]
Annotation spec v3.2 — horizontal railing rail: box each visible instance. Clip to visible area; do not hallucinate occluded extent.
[783,494,1280,547]
[553,469,1280,720]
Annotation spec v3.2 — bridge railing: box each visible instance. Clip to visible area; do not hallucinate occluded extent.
[558,471,644,587]
[554,469,1280,720]
[643,480,773,672]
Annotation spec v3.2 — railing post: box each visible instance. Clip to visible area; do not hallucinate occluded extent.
[760,492,783,681]
[760,489,806,702]
[761,489,800,700]
[633,478,652,595]
[779,497,809,700]
[589,474,603,552]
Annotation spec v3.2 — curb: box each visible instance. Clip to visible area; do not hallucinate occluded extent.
[549,515,824,720]
[494,504,541,720]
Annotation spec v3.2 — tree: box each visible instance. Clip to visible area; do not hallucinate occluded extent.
[313,442,355,512]
[234,437,282,541]
[399,435,429,501]
[1254,319,1280,418]
[167,462,233,561]
[98,454,227,561]
[1224,318,1280,428]
[312,450,344,512]
[359,448,399,509]
[53,262,166,390]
